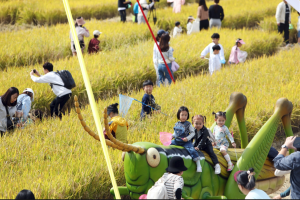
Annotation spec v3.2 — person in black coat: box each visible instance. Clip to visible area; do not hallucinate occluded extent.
[192,115,221,174]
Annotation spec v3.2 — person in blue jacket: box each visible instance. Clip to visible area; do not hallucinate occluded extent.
[273,136,300,199]
[133,2,139,23]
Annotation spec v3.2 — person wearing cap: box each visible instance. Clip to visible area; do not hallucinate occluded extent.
[153,30,167,86]
[69,16,90,57]
[138,0,155,24]
[148,156,187,199]
[15,88,34,123]
[198,0,209,31]
[276,0,291,46]
[173,21,182,38]
[186,16,195,35]
[234,168,270,199]
[88,30,101,54]
[228,38,247,64]
[273,136,300,199]
[103,103,128,143]
[140,80,161,120]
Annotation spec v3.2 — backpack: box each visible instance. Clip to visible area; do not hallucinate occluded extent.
[147,176,169,199]
[51,70,76,90]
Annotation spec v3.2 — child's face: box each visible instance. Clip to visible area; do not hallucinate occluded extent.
[193,119,204,130]
[213,49,220,55]
[143,85,153,95]
[212,38,219,44]
[237,42,242,47]
[180,111,188,122]
[215,116,226,127]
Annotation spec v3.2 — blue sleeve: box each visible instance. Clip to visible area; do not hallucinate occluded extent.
[273,154,299,171]
[142,95,151,114]
[134,3,139,13]
[280,187,290,198]
[22,97,31,120]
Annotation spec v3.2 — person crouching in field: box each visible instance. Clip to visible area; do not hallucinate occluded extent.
[140,80,161,120]
[228,39,247,64]
[104,103,128,143]
[88,30,102,54]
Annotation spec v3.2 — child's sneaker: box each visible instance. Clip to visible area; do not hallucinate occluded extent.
[215,164,221,174]
[197,166,202,173]
[227,163,234,171]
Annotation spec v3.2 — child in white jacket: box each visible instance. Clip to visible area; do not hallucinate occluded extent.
[173,21,182,38]
[186,16,195,35]
[208,45,222,75]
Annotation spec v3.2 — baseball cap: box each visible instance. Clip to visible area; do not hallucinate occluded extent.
[157,29,167,37]
[93,30,102,36]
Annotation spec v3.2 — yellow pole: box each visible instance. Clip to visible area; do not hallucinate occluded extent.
[61,0,121,198]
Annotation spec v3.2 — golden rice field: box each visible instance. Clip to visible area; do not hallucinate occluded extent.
[0,19,158,69]
[259,12,299,43]
[0,0,195,25]
[156,0,281,31]
[0,28,283,112]
[1,47,300,199]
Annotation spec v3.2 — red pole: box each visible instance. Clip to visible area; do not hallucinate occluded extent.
[136,0,175,83]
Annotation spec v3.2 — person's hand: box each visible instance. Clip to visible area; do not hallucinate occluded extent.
[35,70,41,77]
[284,136,297,150]
[195,147,199,151]
[182,138,188,142]
[201,56,205,59]
[273,194,282,199]
[232,142,236,148]
[212,142,216,146]
[277,23,280,26]
[30,71,34,76]
[289,21,291,24]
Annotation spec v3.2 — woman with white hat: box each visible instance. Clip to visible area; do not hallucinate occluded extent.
[16,88,34,122]
[69,16,90,56]
[186,16,195,35]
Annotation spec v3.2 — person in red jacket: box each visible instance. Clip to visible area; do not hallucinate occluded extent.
[88,30,101,54]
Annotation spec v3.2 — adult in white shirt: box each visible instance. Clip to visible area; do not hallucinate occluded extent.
[153,29,167,86]
[173,21,182,38]
[69,17,90,57]
[201,33,225,63]
[234,168,270,199]
[30,62,72,119]
[275,0,291,46]
[138,0,155,24]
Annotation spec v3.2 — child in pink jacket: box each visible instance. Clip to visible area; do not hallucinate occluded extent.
[228,39,247,64]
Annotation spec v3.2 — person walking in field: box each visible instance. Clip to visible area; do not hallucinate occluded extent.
[138,0,155,24]
[88,30,101,54]
[197,0,209,31]
[30,62,72,120]
[208,0,224,29]
[276,0,291,46]
[118,0,132,22]
[153,30,167,86]
[173,0,185,13]
[70,17,90,57]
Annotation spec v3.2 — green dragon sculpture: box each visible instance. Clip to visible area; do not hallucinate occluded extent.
[74,92,293,199]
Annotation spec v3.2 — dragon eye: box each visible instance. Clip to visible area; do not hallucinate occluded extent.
[146,148,160,168]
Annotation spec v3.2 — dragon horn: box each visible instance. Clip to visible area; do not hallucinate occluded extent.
[210,92,248,148]
[103,108,145,154]
[74,95,131,151]
[224,98,293,199]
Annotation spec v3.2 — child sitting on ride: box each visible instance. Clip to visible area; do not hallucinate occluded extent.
[192,115,221,174]
[171,106,202,172]
[104,103,128,143]
[212,111,236,171]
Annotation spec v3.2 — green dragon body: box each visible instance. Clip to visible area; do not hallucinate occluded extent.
[74,92,293,199]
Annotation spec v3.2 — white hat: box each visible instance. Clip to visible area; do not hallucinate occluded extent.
[23,88,34,101]
[93,30,102,36]
[188,16,195,20]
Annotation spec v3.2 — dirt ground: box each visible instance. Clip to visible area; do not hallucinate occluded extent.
[269,174,291,199]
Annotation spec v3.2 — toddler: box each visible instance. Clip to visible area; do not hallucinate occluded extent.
[228,38,247,64]
[171,106,202,172]
[212,111,236,171]
[173,21,182,38]
[192,115,221,174]
[207,44,222,75]
[88,30,101,54]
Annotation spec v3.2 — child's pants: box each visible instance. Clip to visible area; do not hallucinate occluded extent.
[200,145,219,165]
[171,139,200,161]
[158,63,174,86]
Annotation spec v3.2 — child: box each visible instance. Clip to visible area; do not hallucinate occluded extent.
[140,80,161,119]
[201,33,225,65]
[171,106,202,172]
[104,103,128,143]
[207,44,222,75]
[173,21,182,38]
[15,190,35,199]
[192,115,221,174]
[133,2,139,23]
[186,16,195,35]
[228,38,247,64]
[88,30,101,54]
[147,156,186,199]
[212,111,236,171]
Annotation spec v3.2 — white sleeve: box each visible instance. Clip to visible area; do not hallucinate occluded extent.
[173,177,184,194]
[219,44,225,61]
[78,28,90,38]
[289,5,291,22]
[168,48,175,61]
[153,44,157,63]
[274,169,291,176]
[275,4,281,24]
[201,44,210,57]
[31,74,52,83]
